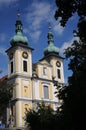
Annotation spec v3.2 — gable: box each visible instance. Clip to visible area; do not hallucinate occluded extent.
[38,59,52,67]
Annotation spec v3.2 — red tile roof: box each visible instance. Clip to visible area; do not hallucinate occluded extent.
[0,75,8,81]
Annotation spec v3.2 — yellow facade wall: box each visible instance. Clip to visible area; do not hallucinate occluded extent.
[39,81,43,99]
[21,80,32,98]
[49,84,53,100]
[16,101,20,127]
[22,102,32,126]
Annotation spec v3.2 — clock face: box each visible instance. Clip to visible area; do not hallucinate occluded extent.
[56,61,61,67]
[22,52,28,59]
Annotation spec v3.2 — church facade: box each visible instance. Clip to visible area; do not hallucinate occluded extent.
[6,17,64,128]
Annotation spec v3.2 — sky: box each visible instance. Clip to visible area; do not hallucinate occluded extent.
[0,0,78,83]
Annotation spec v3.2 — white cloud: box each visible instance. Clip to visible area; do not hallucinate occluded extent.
[0,0,17,4]
[53,23,64,35]
[0,0,17,5]
[0,33,6,42]
[23,28,41,41]
[30,30,41,41]
[0,47,6,55]
[0,0,17,8]
[25,1,51,41]
[60,37,79,54]
[25,1,64,41]
[26,1,51,30]
[23,28,29,34]
[0,33,7,55]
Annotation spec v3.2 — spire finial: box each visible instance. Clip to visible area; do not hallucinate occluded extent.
[17,10,21,19]
[15,10,23,34]
[48,22,52,31]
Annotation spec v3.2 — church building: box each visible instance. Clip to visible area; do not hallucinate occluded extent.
[6,15,64,128]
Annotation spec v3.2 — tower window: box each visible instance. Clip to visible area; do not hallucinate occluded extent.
[43,85,49,99]
[23,60,27,72]
[43,67,47,75]
[57,69,61,79]
[11,61,13,73]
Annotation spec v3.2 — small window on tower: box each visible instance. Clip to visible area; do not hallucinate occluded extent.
[57,69,61,79]
[23,60,27,72]
[11,61,13,73]
[43,67,47,75]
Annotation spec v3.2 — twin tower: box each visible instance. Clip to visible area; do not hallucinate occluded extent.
[6,16,64,128]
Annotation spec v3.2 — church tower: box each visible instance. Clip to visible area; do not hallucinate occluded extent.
[6,15,64,128]
[43,25,64,83]
[38,25,64,110]
[6,14,33,128]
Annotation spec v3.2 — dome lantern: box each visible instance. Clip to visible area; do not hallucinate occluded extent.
[44,24,59,56]
[10,12,28,46]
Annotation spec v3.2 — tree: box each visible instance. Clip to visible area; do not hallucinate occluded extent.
[54,0,86,130]
[55,0,86,27]
[0,76,12,124]
[54,0,86,45]
[57,39,86,130]
[25,103,63,130]
[63,40,86,130]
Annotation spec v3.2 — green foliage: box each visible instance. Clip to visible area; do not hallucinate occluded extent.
[55,1,86,129]
[64,39,86,129]
[0,79,12,123]
[25,103,63,130]
[55,39,86,130]
[55,0,86,27]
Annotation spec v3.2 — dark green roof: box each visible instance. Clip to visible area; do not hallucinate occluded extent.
[44,31,59,56]
[10,20,28,45]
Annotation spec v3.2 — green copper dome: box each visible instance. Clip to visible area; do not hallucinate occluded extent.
[44,30,59,56]
[10,20,28,45]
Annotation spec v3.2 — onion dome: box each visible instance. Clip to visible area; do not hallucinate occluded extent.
[10,13,28,46]
[44,25,59,56]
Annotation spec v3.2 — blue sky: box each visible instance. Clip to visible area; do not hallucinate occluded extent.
[0,0,78,83]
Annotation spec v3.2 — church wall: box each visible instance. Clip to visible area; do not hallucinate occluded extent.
[6,17,65,128]
[22,102,32,127]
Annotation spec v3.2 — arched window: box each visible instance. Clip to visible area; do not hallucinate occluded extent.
[43,67,47,75]
[11,61,13,73]
[57,69,61,79]
[23,60,27,72]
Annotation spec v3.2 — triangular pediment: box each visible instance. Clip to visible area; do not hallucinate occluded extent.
[38,59,52,67]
